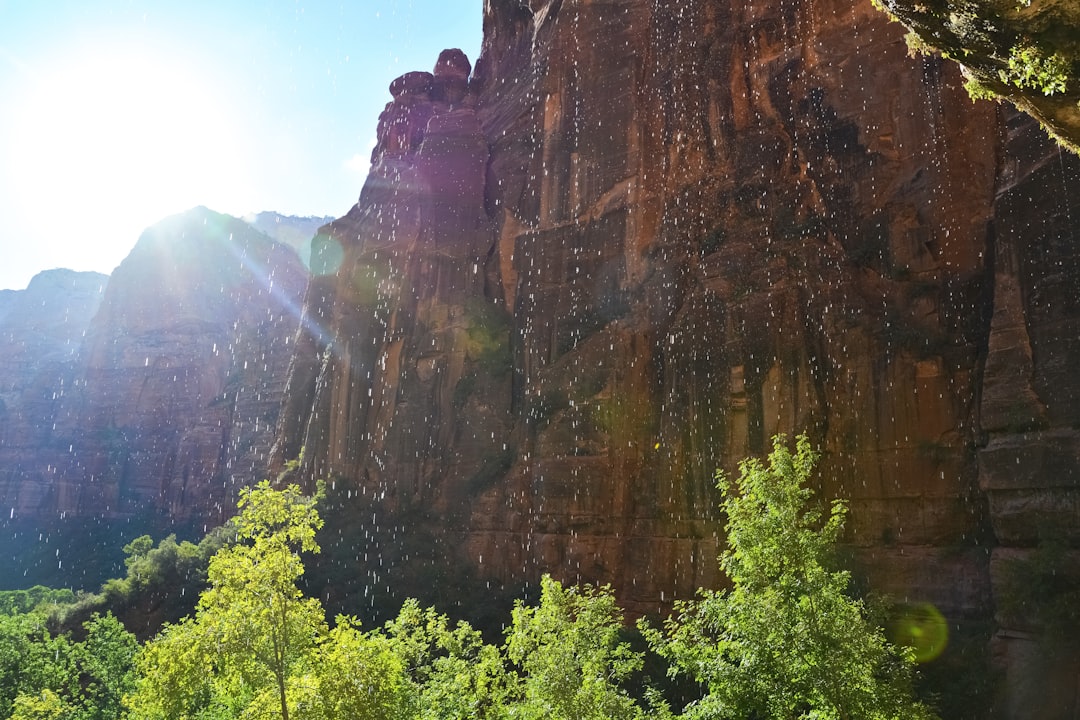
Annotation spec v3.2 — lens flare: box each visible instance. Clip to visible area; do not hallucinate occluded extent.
[888,602,949,663]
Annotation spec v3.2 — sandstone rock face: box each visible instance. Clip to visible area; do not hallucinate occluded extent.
[981,113,1080,718]
[0,208,308,524]
[0,270,108,511]
[282,0,998,611]
[275,2,1077,712]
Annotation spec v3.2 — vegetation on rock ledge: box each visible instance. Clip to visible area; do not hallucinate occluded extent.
[872,0,1080,153]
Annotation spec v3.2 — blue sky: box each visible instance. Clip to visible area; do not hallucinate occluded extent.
[0,0,482,290]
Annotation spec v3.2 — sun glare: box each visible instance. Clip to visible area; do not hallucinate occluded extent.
[7,42,253,274]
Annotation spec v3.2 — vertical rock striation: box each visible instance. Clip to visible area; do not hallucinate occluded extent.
[270,1,1076,712]
[980,112,1080,719]
[279,0,1010,621]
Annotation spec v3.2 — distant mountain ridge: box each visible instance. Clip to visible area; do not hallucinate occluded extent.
[0,289,19,325]
[0,269,109,466]
[243,211,335,268]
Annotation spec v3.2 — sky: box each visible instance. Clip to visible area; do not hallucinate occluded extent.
[0,0,482,291]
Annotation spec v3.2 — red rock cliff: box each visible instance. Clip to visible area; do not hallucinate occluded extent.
[276,0,1078,713]
[0,270,108,511]
[1,208,309,524]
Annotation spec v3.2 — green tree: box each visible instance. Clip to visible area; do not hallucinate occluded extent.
[54,524,231,636]
[644,434,938,720]
[0,611,135,720]
[128,616,221,720]
[0,587,76,617]
[381,577,652,720]
[506,575,645,720]
[128,481,326,720]
[74,613,138,720]
[198,481,325,720]
[102,526,229,606]
[0,614,73,719]
[384,599,514,720]
[302,617,413,720]
[9,689,73,720]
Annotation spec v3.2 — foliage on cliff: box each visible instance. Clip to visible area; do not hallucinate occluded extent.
[872,0,1080,152]
[39,526,231,640]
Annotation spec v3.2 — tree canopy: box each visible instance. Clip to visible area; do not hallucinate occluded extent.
[643,434,938,719]
[4,438,943,719]
[127,481,327,720]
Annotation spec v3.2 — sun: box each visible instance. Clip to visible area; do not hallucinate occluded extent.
[7,40,254,275]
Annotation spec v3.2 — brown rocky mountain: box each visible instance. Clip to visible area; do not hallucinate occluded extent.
[0,0,1075,713]
[0,269,109,507]
[272,0,1080,715]
[50,208,309,522]
[0,209,309,584]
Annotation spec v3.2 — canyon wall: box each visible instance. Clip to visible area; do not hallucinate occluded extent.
[0,208,308,527]
[276,0,1080,714]
[0,0,1073,714]
[980,114,1080,719]
[281,0,995,613]
[0,269,108,510]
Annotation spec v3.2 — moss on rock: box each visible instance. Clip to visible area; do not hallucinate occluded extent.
[873,0,1080,153]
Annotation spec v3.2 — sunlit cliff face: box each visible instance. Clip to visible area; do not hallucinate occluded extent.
[269,1,1080,713]
[280,0,1007,620]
